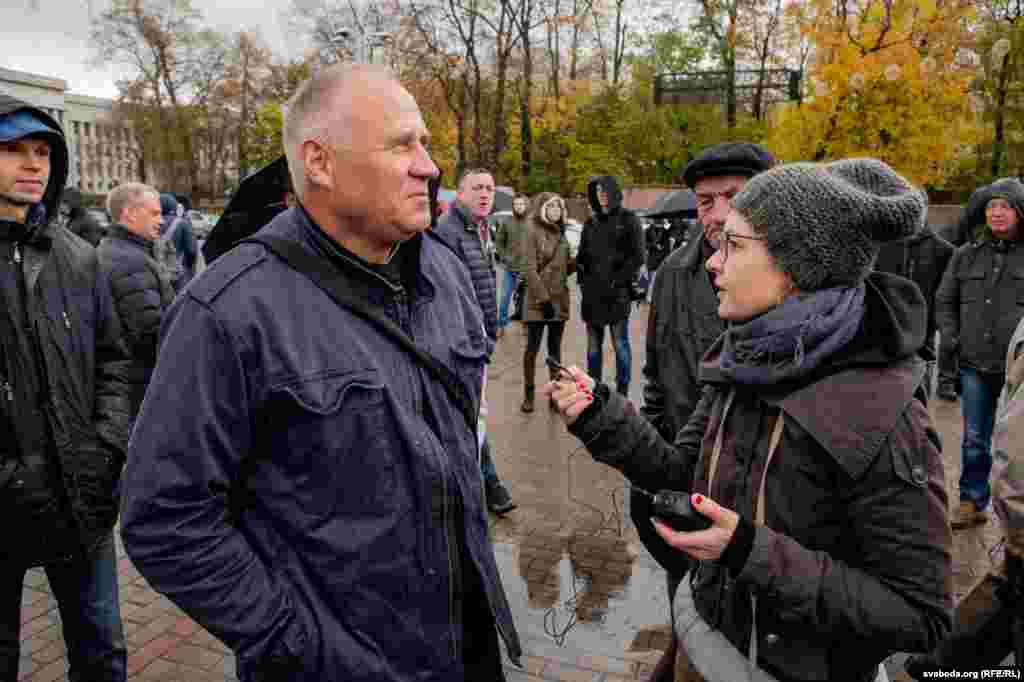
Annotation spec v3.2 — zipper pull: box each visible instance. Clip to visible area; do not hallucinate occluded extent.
[13,244,21,264]
[2,382,12,402]
[62,311,70,329]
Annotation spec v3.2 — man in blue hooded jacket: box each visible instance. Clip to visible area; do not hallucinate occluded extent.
[120,64,522,681]
[0,94,131,681]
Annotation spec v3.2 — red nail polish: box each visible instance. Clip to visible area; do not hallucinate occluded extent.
[693,494,703,506]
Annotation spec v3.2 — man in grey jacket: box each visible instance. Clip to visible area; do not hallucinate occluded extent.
[937,177,1024,530]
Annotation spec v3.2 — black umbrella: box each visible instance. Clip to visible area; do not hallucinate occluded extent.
[644,189,696,219]
[492,189,514,213]
[203,157,291,265]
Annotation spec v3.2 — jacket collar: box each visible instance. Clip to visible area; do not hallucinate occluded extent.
[764,358,924,479]
[107,224,153,250]
[452,201,482,232]
[294,204,432,302]
[679,230,709,273]
[0,218,52,250]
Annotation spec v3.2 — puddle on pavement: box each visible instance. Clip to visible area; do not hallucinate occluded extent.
[492,528,672,659]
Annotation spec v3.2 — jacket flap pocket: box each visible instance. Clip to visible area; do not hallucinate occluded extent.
[275,370,383,415]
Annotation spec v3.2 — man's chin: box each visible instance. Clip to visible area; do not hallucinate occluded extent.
[0,190,40,207]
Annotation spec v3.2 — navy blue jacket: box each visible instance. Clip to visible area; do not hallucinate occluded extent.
[120,208,521,680]
[434,201,498,351]
[0,94,132,566]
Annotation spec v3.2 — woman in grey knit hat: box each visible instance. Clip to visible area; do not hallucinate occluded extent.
[544,158,952,682]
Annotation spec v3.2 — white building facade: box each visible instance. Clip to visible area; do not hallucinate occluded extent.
[0,66,148,193]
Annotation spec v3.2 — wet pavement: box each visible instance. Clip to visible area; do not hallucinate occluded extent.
[15,296,1003,680]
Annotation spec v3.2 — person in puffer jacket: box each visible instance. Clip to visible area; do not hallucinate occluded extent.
[546,159,952,682]
[98,183,176,416]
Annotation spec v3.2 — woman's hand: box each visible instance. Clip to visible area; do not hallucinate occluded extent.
[539,366,595,426]
[652,494,740,562]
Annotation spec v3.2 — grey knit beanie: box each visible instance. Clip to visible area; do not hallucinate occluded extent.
[730,158,927,291]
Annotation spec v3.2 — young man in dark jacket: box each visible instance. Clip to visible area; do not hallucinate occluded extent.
[98,183,176,415]
[495,193,529,337]
[875,226,955,399]
[435,168,516,515]
[156,192,197,291]
[120,65,522,681]
[634,141,773,680]
[937,177,1024,530]
[577,175,645,396]
[0,94,131,681]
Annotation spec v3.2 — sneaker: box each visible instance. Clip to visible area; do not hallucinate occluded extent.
[951,501,988,530]
[485,479,517,515]
[936,384,958,402]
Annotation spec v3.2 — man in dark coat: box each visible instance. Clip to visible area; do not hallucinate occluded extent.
[576,175,645,396]
[156,192,197,291]
[875,226,955,400]
[97,183,176,415]
[120,65,522,681]
[937,177,1024,530]
[0,94,132,681]
[434,168,516,515]
[635,141,773,680]
[63,187,106,246]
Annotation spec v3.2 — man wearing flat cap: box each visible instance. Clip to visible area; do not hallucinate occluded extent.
[636,141,773,681]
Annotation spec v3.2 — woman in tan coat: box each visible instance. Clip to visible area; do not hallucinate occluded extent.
[521,192,575,413]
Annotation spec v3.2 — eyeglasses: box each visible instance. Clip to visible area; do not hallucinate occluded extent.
[719,229,766,264]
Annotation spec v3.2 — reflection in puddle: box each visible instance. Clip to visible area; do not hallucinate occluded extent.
[494,532,670,659]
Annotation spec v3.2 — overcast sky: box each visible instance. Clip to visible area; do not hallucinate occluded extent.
[1,0,300,98]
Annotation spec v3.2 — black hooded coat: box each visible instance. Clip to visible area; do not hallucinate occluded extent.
[0,94,132,566]
[576,176,644,326]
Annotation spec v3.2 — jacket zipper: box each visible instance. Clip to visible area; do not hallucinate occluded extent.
[443,477,458,660]
[1,381,12,403]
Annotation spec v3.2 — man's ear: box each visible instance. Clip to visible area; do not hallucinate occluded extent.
[302,139,332,192]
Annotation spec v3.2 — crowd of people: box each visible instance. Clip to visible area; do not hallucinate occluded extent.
[2,60,1024,682]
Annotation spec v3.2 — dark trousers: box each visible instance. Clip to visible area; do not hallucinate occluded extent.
[0,533,126,682]
[937,333,959,391]
[523,321,567,389]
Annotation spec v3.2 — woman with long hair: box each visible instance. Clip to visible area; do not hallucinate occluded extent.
[521,192,575,413]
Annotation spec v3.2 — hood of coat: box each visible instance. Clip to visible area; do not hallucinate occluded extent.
[0,94,69,232]
[587,176,623,215]
[530,191,565,232]
[959,178,1024,243]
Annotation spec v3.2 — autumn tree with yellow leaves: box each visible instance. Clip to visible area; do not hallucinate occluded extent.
[768,0,981,188]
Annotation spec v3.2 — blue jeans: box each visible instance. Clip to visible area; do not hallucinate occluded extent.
[480,433,498,484]
[586,319,632,394]
[0,533,126,681]
[959,367,1005,509]
[497,267,520,329]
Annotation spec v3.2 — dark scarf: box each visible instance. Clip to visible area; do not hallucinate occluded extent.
[718,284,866,386]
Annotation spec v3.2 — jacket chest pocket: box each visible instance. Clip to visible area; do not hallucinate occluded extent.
[266,370,399,521]
[958,267,987,303]
[1014,267,1024,305]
